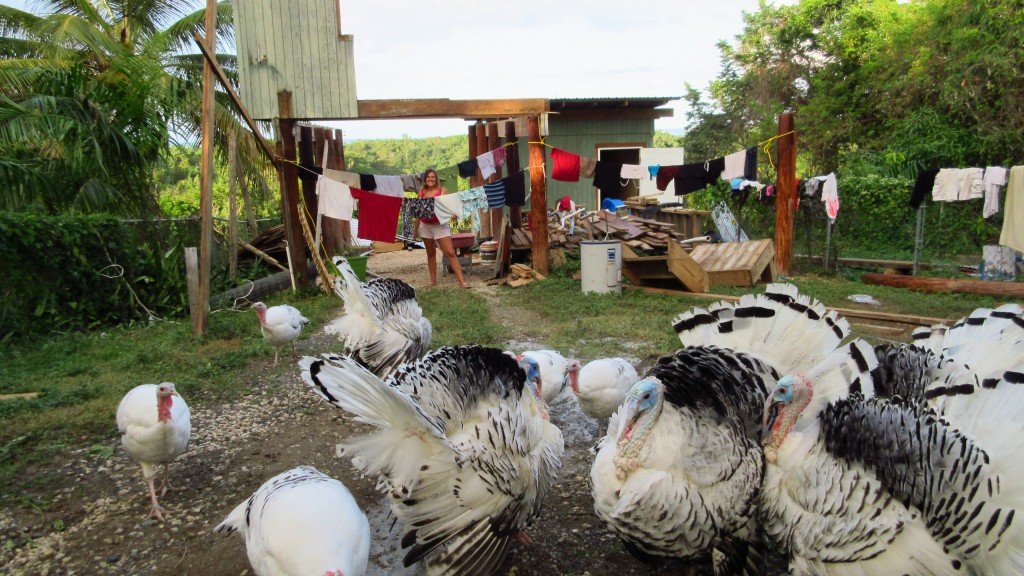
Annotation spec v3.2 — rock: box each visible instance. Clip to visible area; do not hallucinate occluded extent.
[107,553,121,563]
[140,519,158,528]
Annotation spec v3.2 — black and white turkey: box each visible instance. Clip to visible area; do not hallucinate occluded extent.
[325,255,432,379]
[591,283,854,573]
[512,349,579,404]
[215,466,371,576]
[299,345,563,575]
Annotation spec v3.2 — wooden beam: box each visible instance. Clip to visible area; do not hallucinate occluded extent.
[357,98,549,119]
[488,122,503,238]
[277,92,308,287]
[474,122,490,237]
[557,108,673,120]
[505,119,522,230]
[527,115,549,275]
[622,285,948,326]
[228,129,238,280]
[194,0,217,336]
[193,31,276,165]
[862,273,1024,298]
[774,112,796,276]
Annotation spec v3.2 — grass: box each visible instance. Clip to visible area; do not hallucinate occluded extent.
[0,266,1012,496]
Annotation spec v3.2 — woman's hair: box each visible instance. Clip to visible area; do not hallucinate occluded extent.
[422,168,439,189]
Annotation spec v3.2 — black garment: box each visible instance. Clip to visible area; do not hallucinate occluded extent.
[457,158,479,178]
[674,157,726,195]
[910,168,940,209]
[593,160,623,193]
[503,171,526,207]
[743,146,758,181]
[358,173,377,192]
[298,164,322,183]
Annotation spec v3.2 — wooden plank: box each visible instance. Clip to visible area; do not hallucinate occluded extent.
[185,247,202,335]
[528,115,549,274]
[621,285,949,326]
[862,274,1024,298]
[775,112,796,275]
[357,98,549,119]
[277,94,308,287]
[668,240,710,292]
[195,1,217,337]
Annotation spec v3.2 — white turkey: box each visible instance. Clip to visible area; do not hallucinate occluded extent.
[326,255,432,379]
[590,283,856,574]
[299,345,563,575]
[116,382,191,521]
[512,349,579,404]
[214,466,371,576]
[252,302,309,368]
[570,357,637,437]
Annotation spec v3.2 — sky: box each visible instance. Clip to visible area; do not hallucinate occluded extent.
[4,0,786,141]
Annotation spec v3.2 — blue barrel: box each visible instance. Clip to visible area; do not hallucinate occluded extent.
[602,198,625,212]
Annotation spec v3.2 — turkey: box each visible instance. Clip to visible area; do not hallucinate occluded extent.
[570,357,637,437]
[299,345,563,575]
[325,255,432,379]
[591,283,857,573]
[214,466,371,576]
[512,349,579,404]
[116,382,191,521]
[252,302,309,367]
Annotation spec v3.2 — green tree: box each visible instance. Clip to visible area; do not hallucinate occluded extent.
[0,0,270,215]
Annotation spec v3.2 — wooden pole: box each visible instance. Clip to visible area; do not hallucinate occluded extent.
[774,112,796,276]
[474,122,490,238]
[505,120,522,230]
[194,0,217,336]
[185,247,201,334]
[276,91,307,287]
[228,129,238,280]
[297,125,319,242]
[527,115,549,275]
[913,205,925,276]
[487,122,502,239]
[334,128,352,249]
[862,273,1024,298]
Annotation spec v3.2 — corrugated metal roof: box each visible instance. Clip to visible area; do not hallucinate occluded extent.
[549,97,679,111]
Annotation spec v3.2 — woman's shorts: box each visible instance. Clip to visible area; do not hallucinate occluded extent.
[418,221,452,240]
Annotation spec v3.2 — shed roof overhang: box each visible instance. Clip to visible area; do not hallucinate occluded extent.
[344,96,678,123]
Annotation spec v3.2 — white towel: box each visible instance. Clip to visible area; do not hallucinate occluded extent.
[931,168,960,202]
[620,164,646,180]
[958,167,984,200]
[477,151,496,180]
[720,149,747,181]
[434,193,465,222]
[999,166,1024,253]
[983,166,1009,218]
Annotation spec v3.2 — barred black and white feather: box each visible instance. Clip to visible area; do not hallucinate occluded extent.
[325,255,432,379]
[299,345,563,576]
[214,466,370,576]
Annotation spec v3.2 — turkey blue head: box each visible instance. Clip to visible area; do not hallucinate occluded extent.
[516,355,549,420]
[762,374,813,463]
[617,377,664,447]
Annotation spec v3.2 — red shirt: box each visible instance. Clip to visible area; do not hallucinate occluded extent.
[351,188,402,243]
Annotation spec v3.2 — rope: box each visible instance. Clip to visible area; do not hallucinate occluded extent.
[758,130,797,171]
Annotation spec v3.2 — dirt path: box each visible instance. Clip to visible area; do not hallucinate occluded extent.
[1,251,701,576]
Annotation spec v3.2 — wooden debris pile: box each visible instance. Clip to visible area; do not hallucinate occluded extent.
[488,263,546,288]
[578,211,695,255]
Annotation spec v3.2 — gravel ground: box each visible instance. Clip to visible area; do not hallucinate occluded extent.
[1,250,712,576]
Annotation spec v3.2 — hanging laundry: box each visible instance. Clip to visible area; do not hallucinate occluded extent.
[435,166,460,198]
[743,146,758,181]
[551,147,581,182]
[459,187,488,214]
[910,168,939,209]
[358,173,377,192]
[620,164,646,180]
[593,160,623,193]
[818,173,839,222]
[400,173,423,194]
[434,191,465,222]
[998,166,1024,253]
[580,156,597,179]
[317,176,354,220]
[324,168,361,188]
[492,146,507,167]
[983,166,1009,218]
[958,167,984,200]
[931,168,960,202]
[656,165,680,192]
[804,178,822,197]
[648,165,660,180]
[351,188,402,243]
[673,158,725,195]
[503,171,527,207]
[373,175,404,198]
[457,158,479,178]
[405,197,436,219]
[720,148,747,180]
[484,180,506,208]
[477,151,497,180]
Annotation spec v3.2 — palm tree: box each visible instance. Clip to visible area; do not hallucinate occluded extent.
[0,0,265,215]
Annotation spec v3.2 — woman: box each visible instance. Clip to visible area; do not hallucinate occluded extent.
[418,169,469,288]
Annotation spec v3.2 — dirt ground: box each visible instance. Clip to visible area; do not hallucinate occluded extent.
[1,249,710,576]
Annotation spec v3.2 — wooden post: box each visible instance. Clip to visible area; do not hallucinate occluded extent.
[527,115,549,275]
[505,120,522,229]
[297,125,319,250]
[487,122,503,238]
[228,129,238,280]
[774,112,796,276]
[474,122,490,238]
[277,91,307,287]
[193,0,217,336]
[334,128,352,249]
[185,247,201,334]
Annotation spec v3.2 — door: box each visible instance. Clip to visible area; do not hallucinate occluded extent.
[639,147,685,204]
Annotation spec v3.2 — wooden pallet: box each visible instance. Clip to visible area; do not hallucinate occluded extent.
[669,239,776,293]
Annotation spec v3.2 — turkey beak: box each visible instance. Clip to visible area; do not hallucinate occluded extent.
[617,401,639,445]
[762,393,782,431]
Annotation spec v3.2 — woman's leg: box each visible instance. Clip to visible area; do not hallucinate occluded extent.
[436,235,469,288]
[423,237,438,286]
